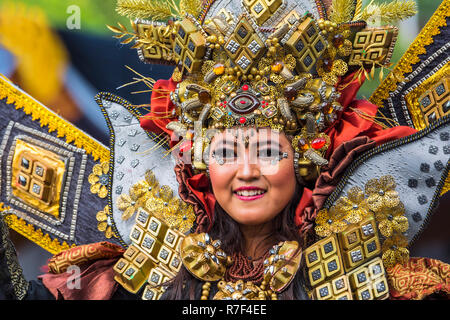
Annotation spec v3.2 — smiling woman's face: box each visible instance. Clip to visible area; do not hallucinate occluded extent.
[208,127,297,226]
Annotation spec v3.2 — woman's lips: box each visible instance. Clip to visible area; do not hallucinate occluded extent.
[234,193,265,201]
[233,187,266,201]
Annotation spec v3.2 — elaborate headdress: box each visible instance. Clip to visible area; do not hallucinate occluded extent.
[109,0,417,183]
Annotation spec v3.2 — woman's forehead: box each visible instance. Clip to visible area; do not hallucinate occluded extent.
[212,127,283,143]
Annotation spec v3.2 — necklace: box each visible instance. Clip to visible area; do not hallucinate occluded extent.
[180,233,302,300]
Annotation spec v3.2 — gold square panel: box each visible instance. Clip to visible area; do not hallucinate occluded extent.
[349,27,397,66]
[11,139,66,218]
[304,234,344,287]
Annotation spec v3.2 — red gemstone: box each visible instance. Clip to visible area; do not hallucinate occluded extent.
[242,85,249,91]
[179,140,192,153]
[239,117,246,124]
[240,100,246,104]
[311,137,326,149]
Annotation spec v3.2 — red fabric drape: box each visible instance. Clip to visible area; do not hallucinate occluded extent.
[39,242,124,300]
[140,78,179,148]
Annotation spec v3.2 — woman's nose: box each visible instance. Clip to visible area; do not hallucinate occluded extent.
[235,149,261,181]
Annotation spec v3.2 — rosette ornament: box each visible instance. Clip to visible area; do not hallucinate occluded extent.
[334,186,370,224]
[365,175,400,212]
[375,202,409,238]
[88,162,109,198]
[314,207,347,238]
[262,241,302,292]
[381,233,409,269]
[180,233,230,281]
[213,280,259,300]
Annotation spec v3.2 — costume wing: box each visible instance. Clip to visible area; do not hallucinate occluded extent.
[370,0,450,131]
[323,115,449,245]
[94,92,182,246]
[0,76,115,253]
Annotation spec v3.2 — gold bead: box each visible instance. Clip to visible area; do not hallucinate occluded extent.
[209,44,215,49]
[328,27,334,33]
[269,46,277,55]
[255,75,261,81]
[236,71,242,77]
[201,296,208,300]
[209,35,217,43]
[202,290,209,296]
[242,75,247,81]
[251,67,258,75]
[215,43,220,49]
[272,37,279,44]
[248,74,254,80]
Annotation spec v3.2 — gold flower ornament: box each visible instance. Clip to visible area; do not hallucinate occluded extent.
[88,162,109,198]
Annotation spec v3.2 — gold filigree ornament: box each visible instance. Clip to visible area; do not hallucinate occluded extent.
[334,186,370,224]
[164,201,196,234]
[214,280,260,300]
[88,162,110,198]
[314,207,348,238]
[262,241,302,293]
[117,189,145,221]
[180,233,231,281]
[381,233,409,269]
[365,175,400,212]
[317,58,349,86]
[96,205,117,239]
[130,170,160,201]
[375,202,409,238]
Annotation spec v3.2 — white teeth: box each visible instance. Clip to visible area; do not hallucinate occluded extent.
[235,189,265,197]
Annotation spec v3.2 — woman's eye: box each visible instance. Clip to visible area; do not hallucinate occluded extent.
[213,148,236,160]
[258,148,280,159]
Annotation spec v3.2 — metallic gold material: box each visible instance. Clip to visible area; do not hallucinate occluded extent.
[180,233,228,281]
[263,241,302,292]
[405,64,449,129]
[214,280,260,300]
[12,139,65,218]
[304,235,344,287]
[348,26,398,67]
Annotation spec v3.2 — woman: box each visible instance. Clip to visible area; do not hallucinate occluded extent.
[1,0,449,301]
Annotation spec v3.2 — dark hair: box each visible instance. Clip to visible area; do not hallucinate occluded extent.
[161,182,305,300]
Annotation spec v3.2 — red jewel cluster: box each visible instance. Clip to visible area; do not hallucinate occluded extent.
[298,136,327,151]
